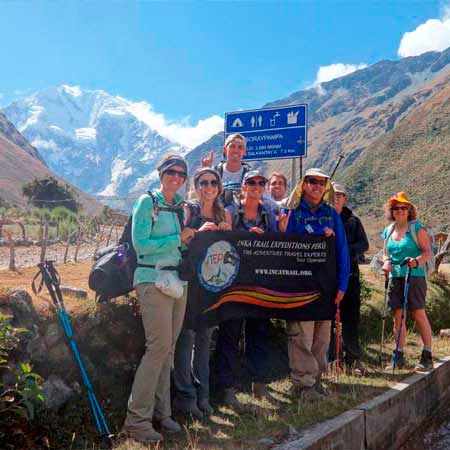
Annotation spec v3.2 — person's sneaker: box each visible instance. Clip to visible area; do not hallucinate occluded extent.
[223,388,241,408]
[173,397,204,419]
[415,349,434,372]
[252,382,269,399]
[122,426,163,444]
[198,398,214,416]
[385,351,406,371]
[159,417,182,434]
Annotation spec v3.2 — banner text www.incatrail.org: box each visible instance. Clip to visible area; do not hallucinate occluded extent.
[254,268,312,276]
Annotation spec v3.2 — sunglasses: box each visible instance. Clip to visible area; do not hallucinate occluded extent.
[165,168,187,179]
[245,179,266,187]
[198,179,219,188]
[305,178,327,186]
[392,206,409,211]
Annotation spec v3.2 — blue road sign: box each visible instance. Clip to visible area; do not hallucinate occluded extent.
[225,104,307,161]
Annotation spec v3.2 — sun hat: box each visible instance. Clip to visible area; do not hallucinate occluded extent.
[224,133,246,148]
[242,169,268,184]
[284,167,334,209]
[387,192,414,206]
[304,168,330,179]
[332,182,347,195]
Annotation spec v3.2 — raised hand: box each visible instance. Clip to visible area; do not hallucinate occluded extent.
[201,151,214,168]
[278,209,291,232]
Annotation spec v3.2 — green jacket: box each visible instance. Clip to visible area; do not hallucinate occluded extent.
[131,189,184,287]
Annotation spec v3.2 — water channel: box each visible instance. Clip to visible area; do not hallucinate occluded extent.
[400,403,450,450]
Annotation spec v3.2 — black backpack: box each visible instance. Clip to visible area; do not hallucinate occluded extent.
[88,191,184,302]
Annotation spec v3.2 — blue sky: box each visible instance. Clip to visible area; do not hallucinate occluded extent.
[1,0,450,147]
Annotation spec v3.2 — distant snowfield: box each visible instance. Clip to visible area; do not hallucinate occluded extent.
[2,85,223,198]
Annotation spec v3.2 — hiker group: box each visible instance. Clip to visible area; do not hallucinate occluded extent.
[121,133,434,444]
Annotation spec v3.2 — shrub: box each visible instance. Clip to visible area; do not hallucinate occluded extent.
[0,315,44,425]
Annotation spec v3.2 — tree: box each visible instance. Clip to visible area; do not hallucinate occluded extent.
[22,176,80,213]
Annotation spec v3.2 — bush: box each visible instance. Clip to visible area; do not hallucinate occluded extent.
[0,315,44,426]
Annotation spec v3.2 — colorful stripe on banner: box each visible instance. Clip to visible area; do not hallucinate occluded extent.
[203,286,321,313]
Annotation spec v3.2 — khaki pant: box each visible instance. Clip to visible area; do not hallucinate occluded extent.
[287,320,331,387]
[125,283,187,431]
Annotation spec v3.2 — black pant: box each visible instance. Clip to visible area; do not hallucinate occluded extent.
[215,318,270,389]
[330,275,361,363]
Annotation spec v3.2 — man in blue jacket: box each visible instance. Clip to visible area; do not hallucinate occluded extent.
[284,168,350,398]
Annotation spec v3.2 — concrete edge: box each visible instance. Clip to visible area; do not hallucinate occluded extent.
[274,356,450,450]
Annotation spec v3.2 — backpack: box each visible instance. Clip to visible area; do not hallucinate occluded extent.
[88,191,184,302]
[232,202,270,231]
[215,161,251,206]
[385,221,435,277]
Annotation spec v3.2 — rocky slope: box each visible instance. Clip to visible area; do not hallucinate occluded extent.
[0,112,102,214]
[339,69,450,232]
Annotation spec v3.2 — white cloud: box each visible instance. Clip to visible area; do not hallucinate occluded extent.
[313,63,368,86]
[398,5,450,57]
[126,102,223,149]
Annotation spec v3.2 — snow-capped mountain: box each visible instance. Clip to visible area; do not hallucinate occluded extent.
[3,85,188,198]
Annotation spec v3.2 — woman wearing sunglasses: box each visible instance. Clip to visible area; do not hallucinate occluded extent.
[173,168,231,418]
[215,169,278,407]
[123,154,195,444]
[382,192,433,371]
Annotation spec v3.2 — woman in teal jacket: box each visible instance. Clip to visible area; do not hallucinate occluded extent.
[123,155,195,445]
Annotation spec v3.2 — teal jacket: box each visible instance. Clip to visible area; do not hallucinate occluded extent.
[131,189,184,287]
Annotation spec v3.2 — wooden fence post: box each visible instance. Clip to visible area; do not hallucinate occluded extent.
[6,231,16,271]
[40,220,49,264]
[74,226,83,262]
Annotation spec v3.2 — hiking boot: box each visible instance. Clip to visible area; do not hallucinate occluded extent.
[385,351,405,371]
[198,398,214,416]
[223,388,241,408]
[252,382,269,399]
[158,417,182,434]
[290,383,324,400]
[299,385,325,401]
[415,350,434,372]
[173,397,204,419]
[122,426,163,444]
[348,359,366,376]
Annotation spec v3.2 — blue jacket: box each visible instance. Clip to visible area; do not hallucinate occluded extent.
[286,198,350,292]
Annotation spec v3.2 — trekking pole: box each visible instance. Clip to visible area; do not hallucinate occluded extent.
[392,259,412,374]
[32,261,114,446]
[329,154,345,180]
[335,305,342,376]
[378,276,389,366]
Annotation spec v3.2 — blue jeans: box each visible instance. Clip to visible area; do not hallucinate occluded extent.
[174,326,215,401]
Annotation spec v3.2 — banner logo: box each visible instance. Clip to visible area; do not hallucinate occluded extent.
[198,240,240,292]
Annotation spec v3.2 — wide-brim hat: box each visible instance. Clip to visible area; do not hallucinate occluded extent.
[284,167,334,209]
[332,182,347,196]
[242,169,268,184]
[387,192,414,207]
